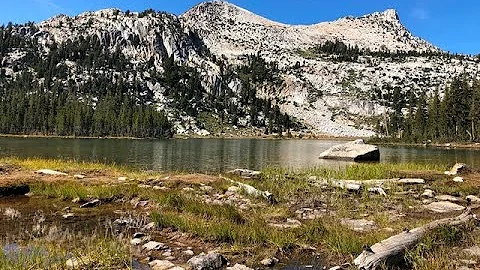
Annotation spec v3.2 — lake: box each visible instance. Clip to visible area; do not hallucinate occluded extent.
[0,137,479,172]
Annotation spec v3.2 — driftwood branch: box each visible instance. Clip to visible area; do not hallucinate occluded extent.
[353,208,476,270]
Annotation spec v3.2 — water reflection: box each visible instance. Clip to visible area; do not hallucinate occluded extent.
[0,137,479,172]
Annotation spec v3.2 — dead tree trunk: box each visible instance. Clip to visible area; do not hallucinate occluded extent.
[354,209,476,270]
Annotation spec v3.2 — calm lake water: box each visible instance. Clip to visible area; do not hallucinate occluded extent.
[0,137,480,172]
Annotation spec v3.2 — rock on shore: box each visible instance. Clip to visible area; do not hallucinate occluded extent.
[319,139,380,162]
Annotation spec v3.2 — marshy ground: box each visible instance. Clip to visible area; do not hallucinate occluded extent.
[0,157,479,269]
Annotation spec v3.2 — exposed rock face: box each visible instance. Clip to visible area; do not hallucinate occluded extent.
[319,139,380,161]
[3,2,480,137]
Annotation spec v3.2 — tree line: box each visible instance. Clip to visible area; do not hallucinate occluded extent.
[378,75,480,143]
[0,24,172,138]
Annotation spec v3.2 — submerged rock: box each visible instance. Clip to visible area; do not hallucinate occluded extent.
[319,139,380,162]
[187,252,227,270]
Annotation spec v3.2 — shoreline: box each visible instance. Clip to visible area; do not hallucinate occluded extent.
[373,141,480,150]
[0,133,359,141]
[0,158,476,269]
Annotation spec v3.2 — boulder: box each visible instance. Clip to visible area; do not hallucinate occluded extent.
[319,139,380,162]
[187,252,227,270]
[424,201,465,213]
[435,195,463,203]
[454,176,465,183]
[445,163,469,176]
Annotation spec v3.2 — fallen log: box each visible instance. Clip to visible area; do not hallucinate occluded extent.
[353,208,477,270]
[220,176,275,204]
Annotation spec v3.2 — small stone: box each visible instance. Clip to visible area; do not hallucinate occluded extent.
[74,174,86,179]
[187,252,227,270]
[36,169,68,176]
[466,195,480,203]
[130,238,143,246]
[164,256,176,261]
[66,257,90,269]
[143,241,168,251]
[460,259,477,266]
[79,199,101,208]
[148,260,175,270]
[383,227,395,233]
[454,176,465,183]
[368,187,387,196]
[133,232,145,238]
[341,218,377,232]
[200,185,213,191]
[435,195,463,202]
[144,222,156,230]
[183,187,195,191]
[464,246,480,257]
[118,176,128,181]
[153,185,163,190]
[62,213,74,219]
[183,250,195,256]
[71,197,81,203]
[138,184,152,189]
[138,200,149,207]
[227,186,240,193]
[4,208,20,219]
[398,178,425,184]
[162,251,173,257]
[422,189,435,198]
[227,264,254,270]
[261,257,279,267]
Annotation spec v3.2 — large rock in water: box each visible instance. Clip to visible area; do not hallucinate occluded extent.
[319,139,380,162]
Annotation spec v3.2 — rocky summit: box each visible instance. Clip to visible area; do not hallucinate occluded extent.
[1,1,479,137]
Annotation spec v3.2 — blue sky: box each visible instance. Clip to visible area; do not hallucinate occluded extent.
[1,0,478,54]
